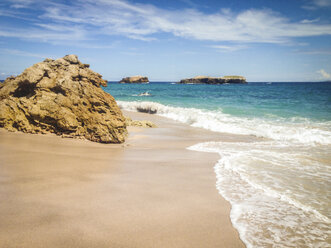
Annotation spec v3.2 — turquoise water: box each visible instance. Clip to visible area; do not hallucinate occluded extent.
[104,82,331,248]
[105,82,331,121]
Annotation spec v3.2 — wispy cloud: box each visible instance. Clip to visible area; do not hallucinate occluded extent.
[8,0,34,8]
[300,18,320,24]
[179,0,199,8]
[121,51,144,56]
[210,44,247,52]
[0,48,53,58]
[1,0,331,45]
[302,0,331,10]
[311,0,331,7]
[317,69,331,79]
[0,24,87,44]
[295,49,331,55]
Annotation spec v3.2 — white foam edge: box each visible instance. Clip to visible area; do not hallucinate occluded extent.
[188,142,331,224]
[117,100,331,146]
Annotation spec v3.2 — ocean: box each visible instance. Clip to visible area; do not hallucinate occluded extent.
[104,82,331,248]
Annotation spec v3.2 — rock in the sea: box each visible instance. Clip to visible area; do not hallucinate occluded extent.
[125,117,156,128]
[0,55,127,143]
[178,75,246,84]
[119,76,149,84]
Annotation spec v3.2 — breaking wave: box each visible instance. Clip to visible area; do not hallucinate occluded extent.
[118,101,331,145]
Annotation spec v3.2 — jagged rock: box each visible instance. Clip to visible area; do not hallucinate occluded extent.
[119,76,149,84]
[125,117,156,128]
[0,55,127,143]
[178,75,246,84]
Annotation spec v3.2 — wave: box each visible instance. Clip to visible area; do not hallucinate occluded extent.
[188,141,331,248]
[118,100,331,247]
[118,101,331,145]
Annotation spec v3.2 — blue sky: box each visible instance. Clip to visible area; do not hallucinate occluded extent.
[0,0,331,82]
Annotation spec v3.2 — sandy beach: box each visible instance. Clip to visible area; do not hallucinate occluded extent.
[0,110,245,248]
[1,0,331,247]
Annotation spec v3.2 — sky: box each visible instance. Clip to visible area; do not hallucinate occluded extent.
[0,0,331,82]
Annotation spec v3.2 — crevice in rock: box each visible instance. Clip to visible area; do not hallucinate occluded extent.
[97,108,106,114]
[12,81,36,98]
[72,75,83,81]
[12,122,19,129]
[50,85,66,96]
[43,70,50,78]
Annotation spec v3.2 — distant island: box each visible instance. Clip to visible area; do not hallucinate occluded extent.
[178,75,246,84]
[119,76,149,84]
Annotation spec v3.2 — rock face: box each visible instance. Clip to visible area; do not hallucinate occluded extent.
[125,117,156,128]
[119,76,149,84]
[178,75,246,84]
[0,55,127,143]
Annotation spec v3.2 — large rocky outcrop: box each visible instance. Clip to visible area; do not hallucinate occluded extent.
[178,75,246,84]
[119,76,149,84]
[0,55,127,143]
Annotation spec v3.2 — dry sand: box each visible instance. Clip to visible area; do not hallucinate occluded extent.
[0,110,245,248]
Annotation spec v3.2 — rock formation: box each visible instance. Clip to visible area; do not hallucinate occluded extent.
[119,76,149,84]
[0,55,127,143]
[178,75,246,84]
[125,117,156,128]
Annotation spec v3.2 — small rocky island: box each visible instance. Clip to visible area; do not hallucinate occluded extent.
[178,75,246,84]
[0,55,127,143]
[119,76,149,84]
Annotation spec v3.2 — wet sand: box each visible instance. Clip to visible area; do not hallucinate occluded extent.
[0,111,245,248]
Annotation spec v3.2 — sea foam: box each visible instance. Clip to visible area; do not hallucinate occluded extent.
[118,101,331,145]
[189,141,331,248]
[118,100,331,247]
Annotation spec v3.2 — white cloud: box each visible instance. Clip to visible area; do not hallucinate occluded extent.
[297,49,331,55]
[0,24,87,44]
[41,1,331,43]
[8,0,37,9]
[301,18,320,24]
[1,0,331,45]
[302,0,331,9]
[312,0,331,7]
[317,69,331,79]
[121,51,144,56]
[0,48,52,58]
[210,44,247,52]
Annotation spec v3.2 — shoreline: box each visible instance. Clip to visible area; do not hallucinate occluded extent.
[0,110,245,248]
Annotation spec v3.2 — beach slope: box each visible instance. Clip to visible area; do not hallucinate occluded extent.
[0,111,244,248]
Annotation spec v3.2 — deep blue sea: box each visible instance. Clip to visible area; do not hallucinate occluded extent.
[104,82,331,248]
